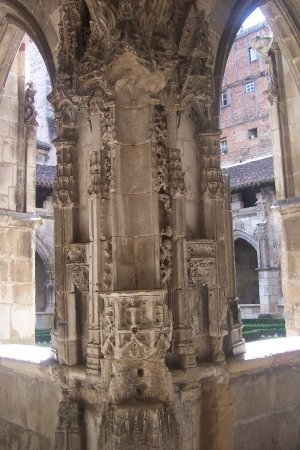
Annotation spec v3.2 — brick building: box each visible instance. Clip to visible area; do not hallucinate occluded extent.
[220,22,272,166]
[221,21,283,318]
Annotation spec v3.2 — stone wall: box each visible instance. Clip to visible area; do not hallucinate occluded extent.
[0,212,41,343]
[230,339,300,450]
[1,339,300,449]
[0,356,60,449]
[0,47,20,211]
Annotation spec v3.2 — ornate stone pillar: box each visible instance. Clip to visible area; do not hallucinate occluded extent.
[197,131,229,360]
[48,2,246,448]
[163,109,196,369]
[51,137,80,365]
[86,103,115,373]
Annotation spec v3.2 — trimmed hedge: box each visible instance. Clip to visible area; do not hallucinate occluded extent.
[242,319,286,342]
[35,329,51,344]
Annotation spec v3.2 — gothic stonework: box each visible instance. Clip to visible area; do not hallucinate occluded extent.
[102,239,113,291]
[198,133,224,200]
[24,81,38,126]
[153,106,171,212]
[88,105,116,199]
[66,243,89,292]
[251,35,280,105]
[100,106,116,198]
[53,140,77,207]
[100,291,172,360]
[100,403,177,450]
[253,223,267,241]
[160,232,173,288]
[88,150,101,196]
[169,147,186,198]
[187,240,216,287]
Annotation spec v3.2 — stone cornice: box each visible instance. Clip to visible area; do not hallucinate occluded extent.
[272,196,300,216]
[0,209,42,229]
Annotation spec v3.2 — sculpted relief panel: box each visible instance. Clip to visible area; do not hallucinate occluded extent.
[100,291,172,360]
[187,240,216,288]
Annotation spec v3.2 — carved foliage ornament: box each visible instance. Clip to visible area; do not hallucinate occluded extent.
[55,0,214,114]
[88,106,116,198]
[54,141,78,207]
[66,243,89,292]
[160,227,173,288]
[100,291,172,360]
[198,133,224,199]
[153,107,186,211]
[187,240,216,287]
[253,223,267,241]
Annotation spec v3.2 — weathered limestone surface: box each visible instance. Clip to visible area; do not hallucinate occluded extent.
[0,0,300,449]
[0,34,39,344]
[0,355,60,450]
[230,338,300,450]
[1,339,300,450]
[0,211,41,343]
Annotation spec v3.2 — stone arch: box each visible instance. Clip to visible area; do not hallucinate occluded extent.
[35,236,55,313]
[0,0,57,84]
[234,237,260,305]
[212,0,300,126]
[233,230,258,252]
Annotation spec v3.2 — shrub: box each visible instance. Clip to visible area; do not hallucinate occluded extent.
[35,329,51,344]
[242,319,286,342]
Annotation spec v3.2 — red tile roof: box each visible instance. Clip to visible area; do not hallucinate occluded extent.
[222,156,274,190]
[36,164,56,187]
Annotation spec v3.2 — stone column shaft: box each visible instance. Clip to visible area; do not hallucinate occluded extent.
[52,138,80,365]
[167,109,196,368]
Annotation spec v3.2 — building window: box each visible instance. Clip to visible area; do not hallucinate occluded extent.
[220,91,229,107]
[249,47,259,62]
[245,81,255,93]
[220,138,228,154]
[248,128,258,139]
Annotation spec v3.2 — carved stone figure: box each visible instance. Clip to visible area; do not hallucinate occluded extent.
[24,81,38,126]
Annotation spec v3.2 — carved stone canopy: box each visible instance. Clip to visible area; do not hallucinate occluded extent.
[52,0,215,121]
